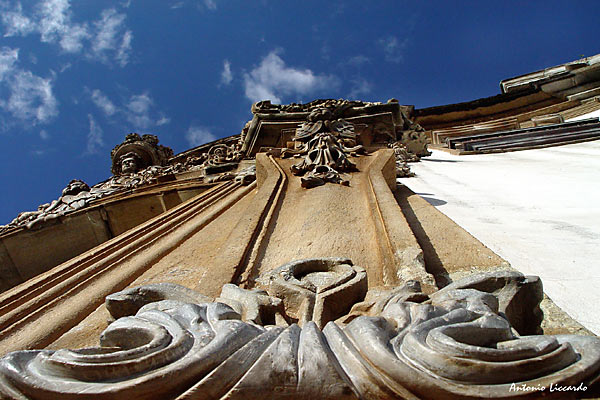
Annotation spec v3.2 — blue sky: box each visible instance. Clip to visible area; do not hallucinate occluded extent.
[0,0,599,224]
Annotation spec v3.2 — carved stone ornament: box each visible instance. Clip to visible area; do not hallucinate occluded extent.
[183,127,247,177]
[251,98,380,114]
[0,161,189,233]
[281,106,366,188]
[1,259,599,399]
[0,179,100,232]
[389,141,417,177]
[0,131,247,233]
[111,133,174,175]
[398,122,432,158]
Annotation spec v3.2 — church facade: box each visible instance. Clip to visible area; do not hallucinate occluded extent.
[0,56,598,399]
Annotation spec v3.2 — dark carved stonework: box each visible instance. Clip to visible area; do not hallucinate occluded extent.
[390,141,417,177]
[251,98,380,114]
[0,261,598,399]
[111,133,173,175]
[281,105,366,188]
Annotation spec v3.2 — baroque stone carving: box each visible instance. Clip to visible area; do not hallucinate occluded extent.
[105,282,213,319]
[0,179,93,231]
[111,133,173,175]
[281,106,366,188]
[184,125,248,177]
[0,134,183,234]
[256,258,368,328]
[1,261,598,399]
[398,122,432,157]
[205,165,256,185]
[0,161,189,233]
[251,98,381,114]
[389,141,417,177]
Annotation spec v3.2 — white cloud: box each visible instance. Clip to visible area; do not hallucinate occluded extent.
[39,129,49,139]
[59,23,89,53]
[116,29,133,67]
[378,36,408,63]
[90,89,116,116]
[6,70,58,123]
[86,114,104,154]
[59,62,71,73]
[0,48,58,126]
[186,125,215,147]
[243,50,338,103]
[124,93,155,128]
[204,0,217,10]
[156,115,170,126]
[347,78,373,99]
[347,55,370,67]
[220,59,233,86]
[31,149,48,156]
[89,89,169,129]
[0,47,19,81]
[168,1,216,11]
[91,8,132,66]
[0,1,132,67]
[37,0,90,53]
[126,92,151,112]
[1,2,35,37]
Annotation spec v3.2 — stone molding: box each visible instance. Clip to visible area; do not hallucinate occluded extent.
[0,267,598,399]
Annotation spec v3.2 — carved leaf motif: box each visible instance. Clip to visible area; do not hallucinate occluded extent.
[0,269,599,399]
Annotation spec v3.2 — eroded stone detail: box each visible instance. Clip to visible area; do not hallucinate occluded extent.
[205,165,256,185]
[0,179,94,231]
[389,141,417,177]
[0,263,598,399]
[106,282,212,320]
[184,125,248,175]
[256,258,368,328]
[398,122,432,157]
[251,98,381,114]
[281,106,365,188]
[216,284,287,326]
[0,133,184,234]
[111,133,173,175]
[0,161,189,233]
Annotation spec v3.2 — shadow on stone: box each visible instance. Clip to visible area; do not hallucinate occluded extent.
[394,185,451,288]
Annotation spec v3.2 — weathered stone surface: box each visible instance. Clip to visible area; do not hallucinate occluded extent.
[389,141,417,177]
[256,258,368,328]
[216,283,287,326]
[1,266,597,399]
[111,133,173,175]
[281,104,365,188]
[431,270,544,335]
[105,282,212,319]
[399,122,431,157]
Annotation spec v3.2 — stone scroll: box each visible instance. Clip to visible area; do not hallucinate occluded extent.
[0,259,599,399]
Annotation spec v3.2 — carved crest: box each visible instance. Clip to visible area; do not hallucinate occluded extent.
[281,105,366,188]
[110,133,173,175]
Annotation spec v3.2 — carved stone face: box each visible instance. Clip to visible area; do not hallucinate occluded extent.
[61,180,90,196]
[120,153,140,174]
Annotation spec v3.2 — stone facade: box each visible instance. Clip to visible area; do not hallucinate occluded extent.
[0,89,598,398]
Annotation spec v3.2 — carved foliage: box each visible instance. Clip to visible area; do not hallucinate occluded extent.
[399,123,432,157]
[389,141,417,177]
[251,98,379,114]
[282,107,366,188]
[0,263,599,399]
